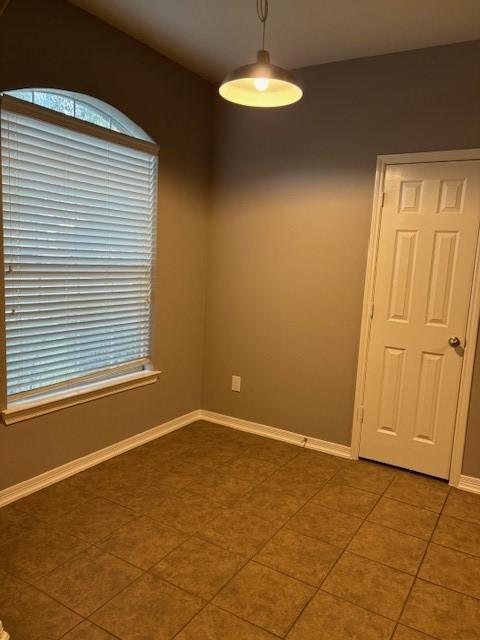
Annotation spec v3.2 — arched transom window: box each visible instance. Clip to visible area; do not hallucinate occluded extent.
[5,88,152,140]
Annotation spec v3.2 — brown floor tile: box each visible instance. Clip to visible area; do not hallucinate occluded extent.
[198,508,281,556]
[90,573,204,640]
[186,472,255,508]
[368,498,438,540]
[385,473,449,513]
[215,439,251,456]
[213,562,314,636]
[419,543,480,599]
[175,605,278,639]
[177,443,243,469]
[0,524,88,581]
[143,490,220,533]
[287,590,395,640]
[217,431,264,448]
[63,621,118,639]
[322,551,413,620]
[260,467,328,501]
[80,471,148,507]
[14,481,93,522]
[132,463,200,492]
[312,482,379,518]
[101,484,172,514]
[443,489,480,525]
[152,536,246,598]
[331,462,396,494]
[282,456,341,483]
[59,469,113,494]
[244,440,301,465]
[97,515,187,569]
[286,502,362,546]
[225,456,279,482]
[60,497,137,543]
[0,502,42,546]
[37,546,140,617]
[293,448,347,471]
[11,425,478,640]
[235,485,306,524]
[401,579,480,639]
[393,625,435,639]
[0,568,29,606]
[254,528,341,586]
[165,460,227,486]
[171,460,227,487]
[179,466,228,487]
[1,584,82,640]
[63,465,116,497]
[432,514,480,557]
[348,521,427,574]
[90,463,187,507]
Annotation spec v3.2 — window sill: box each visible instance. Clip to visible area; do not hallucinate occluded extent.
[1,370,161,425]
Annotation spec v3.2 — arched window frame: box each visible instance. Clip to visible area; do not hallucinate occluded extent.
[3,88,154,142]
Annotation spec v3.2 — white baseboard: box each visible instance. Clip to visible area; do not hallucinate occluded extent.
[304,436,352,459]
[1,404,476,508]
[199,410,352,459]
[457,474,480,494]
[0,410,201,508]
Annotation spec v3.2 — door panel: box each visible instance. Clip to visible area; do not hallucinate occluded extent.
[360,161,480,478]
[388,231,417,322]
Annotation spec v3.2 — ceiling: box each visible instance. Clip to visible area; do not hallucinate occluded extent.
[69,0,480,81]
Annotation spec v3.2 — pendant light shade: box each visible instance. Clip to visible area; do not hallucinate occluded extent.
[219,50,302,108]
[219,1,302,108]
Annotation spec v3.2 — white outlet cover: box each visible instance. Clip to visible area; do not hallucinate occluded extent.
[231,375,241,392]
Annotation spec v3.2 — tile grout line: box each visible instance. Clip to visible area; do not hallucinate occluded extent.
[389,483,451,640]
[160,447,312,639]
[58,617,123,640]
[176,447,323,638]
[80,435,305,639]
[187,444,359,637]
[0,437,242,635]
[246,459,400,636]
[279,463,353,638]
[94,452,392,636]
[283,465,401,638]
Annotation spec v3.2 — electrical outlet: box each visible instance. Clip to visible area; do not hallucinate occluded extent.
[231,375,241,392]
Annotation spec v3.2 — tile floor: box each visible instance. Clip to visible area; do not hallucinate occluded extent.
[1,420,480,639]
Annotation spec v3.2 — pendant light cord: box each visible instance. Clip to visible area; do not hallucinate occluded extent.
[257,0,269,50]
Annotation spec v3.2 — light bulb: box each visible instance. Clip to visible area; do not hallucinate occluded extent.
[254,78,269,91]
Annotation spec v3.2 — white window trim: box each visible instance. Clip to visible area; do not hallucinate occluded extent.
[1,94,158,154]
[2,368,161,425]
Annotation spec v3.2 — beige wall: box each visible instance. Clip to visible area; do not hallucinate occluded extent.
[204,41,480,474]
[0,0,213,489]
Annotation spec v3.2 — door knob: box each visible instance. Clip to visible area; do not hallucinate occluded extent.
[448,336,461,348]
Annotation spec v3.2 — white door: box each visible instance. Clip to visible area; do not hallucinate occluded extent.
[360,160,480,478]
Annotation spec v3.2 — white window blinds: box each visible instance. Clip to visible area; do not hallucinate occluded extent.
[1,96,158,399]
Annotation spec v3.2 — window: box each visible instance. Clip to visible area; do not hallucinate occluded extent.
[6,89,147,137]
[0,90,159,423]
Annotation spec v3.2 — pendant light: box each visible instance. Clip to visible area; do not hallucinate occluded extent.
[219,0,303,108]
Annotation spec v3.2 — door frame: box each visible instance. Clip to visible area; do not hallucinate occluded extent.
[351,149,480,486]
